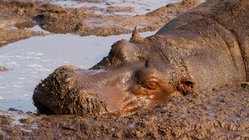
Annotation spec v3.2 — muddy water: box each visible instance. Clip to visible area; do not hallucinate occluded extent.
[49,0,182,15]
[0,31,156,112]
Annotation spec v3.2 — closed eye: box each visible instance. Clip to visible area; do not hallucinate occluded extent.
[141,76,160,90]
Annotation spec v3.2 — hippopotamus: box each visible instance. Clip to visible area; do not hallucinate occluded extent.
[33,0,249,117]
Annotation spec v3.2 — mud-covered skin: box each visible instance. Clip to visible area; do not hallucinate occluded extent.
[33,0,249,117]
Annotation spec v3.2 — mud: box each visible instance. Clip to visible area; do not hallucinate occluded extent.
[0,66,10,72]
[105,6,134,13]
[35,0,199,36]
[72,0,103,2]
[0,28,44,47]
[1,83,249,139]
[0,0,199,43]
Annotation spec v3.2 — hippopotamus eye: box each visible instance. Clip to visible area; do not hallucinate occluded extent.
[141,76,160,90]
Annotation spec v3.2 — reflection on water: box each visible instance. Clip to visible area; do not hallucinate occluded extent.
[0,31,156,112]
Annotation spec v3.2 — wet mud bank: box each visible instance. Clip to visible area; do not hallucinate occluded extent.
[0,0,199,44]
[0,28,44,47]
[1,83,249,139]
[33,0,199,36]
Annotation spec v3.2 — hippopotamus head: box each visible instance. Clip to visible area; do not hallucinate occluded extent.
[33,29,194,117]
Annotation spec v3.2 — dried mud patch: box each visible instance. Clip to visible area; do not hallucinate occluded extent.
[1,83,249,139]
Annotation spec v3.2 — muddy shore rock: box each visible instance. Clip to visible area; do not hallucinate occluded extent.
[1,84,249,139]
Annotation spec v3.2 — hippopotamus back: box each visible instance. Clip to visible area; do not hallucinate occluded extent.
[155,0,249,91]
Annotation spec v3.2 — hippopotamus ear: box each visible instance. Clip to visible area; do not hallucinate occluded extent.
[130,27,143,43]
[109,40,138,63]
[176,79,195,96]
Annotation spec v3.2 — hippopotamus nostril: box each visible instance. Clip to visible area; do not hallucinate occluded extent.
[176,79,195,95]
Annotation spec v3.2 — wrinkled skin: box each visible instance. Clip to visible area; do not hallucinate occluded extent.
[33,0,249,117]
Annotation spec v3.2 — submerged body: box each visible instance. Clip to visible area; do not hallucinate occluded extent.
[33,0,249,117]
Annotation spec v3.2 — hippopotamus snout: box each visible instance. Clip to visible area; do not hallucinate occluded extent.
[33,63,181,116]
[33,66,108,116]
[33,65,154,116]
